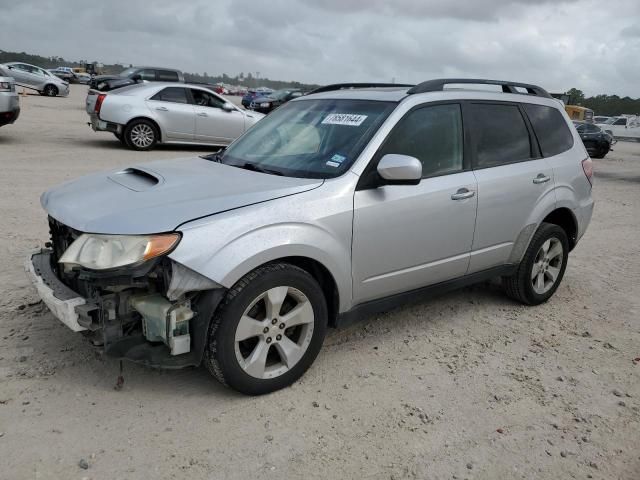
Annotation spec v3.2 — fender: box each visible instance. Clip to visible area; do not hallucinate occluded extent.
[171,220,353,312]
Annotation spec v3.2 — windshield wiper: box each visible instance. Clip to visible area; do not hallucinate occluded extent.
[238,162,284,176]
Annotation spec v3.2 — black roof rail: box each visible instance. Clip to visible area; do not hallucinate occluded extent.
[407,78,551,98]
[308,82,415,95]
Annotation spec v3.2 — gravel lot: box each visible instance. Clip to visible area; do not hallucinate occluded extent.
[1,85,639,480]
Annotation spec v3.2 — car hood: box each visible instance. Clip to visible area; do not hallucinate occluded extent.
[42,157,323,234]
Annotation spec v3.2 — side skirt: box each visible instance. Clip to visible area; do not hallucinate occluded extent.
[336,265,517,329]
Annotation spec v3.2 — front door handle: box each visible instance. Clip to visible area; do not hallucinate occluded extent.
[155,106,168,111]
[533,174,551,184]
[197,112,208,117]
[451,188,475,200]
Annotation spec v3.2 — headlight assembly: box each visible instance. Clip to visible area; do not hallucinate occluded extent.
[58,233,180,270]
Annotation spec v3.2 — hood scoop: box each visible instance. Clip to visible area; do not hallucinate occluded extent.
[108,167,162,192]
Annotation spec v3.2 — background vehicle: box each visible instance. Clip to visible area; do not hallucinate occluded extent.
[249,88,304,113]
[565,105,594,122]
[0,77,20,127]
[48,67,76,83]
[593,115,611,123]
[241,88,273,108]
[573,121,613,158]
[89,66,184,91]
[0,62,69,97]
[86,82,263,150]
[596,115,640,140]
[29,79,593,395]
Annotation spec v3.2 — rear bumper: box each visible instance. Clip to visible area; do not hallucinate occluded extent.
[88,114,121,133]
[0,106,19,126]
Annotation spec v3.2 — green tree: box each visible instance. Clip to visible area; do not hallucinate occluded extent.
[565,88,585,105]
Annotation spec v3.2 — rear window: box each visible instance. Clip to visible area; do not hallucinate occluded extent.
[524,104,574,157]
[468,103,532,168]
[151,87,188,104]
[157,70,179,82]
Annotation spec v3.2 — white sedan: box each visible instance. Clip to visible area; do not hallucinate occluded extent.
[85,83,264,150]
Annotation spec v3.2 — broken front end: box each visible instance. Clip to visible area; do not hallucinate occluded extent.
[25,218,225,368]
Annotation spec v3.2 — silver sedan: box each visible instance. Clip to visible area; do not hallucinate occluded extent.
[0,62,70,97]
[85,83,264,150]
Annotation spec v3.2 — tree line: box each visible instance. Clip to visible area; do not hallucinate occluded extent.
[563,88,639,116]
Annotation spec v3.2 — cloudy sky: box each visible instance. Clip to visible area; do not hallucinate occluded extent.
[1,0,639,96]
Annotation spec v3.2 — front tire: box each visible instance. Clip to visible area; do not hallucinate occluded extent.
[42,84,58,97]
[124,119,158,151]
[204,263,328,395]
[503,223,569,305]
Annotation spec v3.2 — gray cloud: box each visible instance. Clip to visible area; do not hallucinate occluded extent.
[0,0,638,96]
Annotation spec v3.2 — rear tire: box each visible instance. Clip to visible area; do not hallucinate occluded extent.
[43,84,58,97]
[204,263,328,395]
[124,119,158,151]
[502,223,569,305]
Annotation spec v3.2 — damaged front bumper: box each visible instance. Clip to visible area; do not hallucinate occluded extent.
[25,249,225,369]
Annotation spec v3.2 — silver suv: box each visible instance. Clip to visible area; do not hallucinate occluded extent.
[26,78,594,395]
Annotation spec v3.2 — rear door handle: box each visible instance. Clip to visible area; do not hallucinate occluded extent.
[533,174,551,184]
[451,188,475,200]
[197,112,208,117]
[155,106,168,111]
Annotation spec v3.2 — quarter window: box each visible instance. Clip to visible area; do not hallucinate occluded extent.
[613,118,627,126]
[379,104,464,178]
[524,104,574,157]
[151,87,188,104]
[468,103,532,168]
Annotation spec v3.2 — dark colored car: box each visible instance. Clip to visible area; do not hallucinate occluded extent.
[249,89,304,114]
[573,121,614,159]
[89,67,184,92]
[241,89,273,108]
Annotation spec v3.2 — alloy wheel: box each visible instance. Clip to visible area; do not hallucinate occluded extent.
[531,237,563,295]
[129,124,155,148]
[234,286,314,379]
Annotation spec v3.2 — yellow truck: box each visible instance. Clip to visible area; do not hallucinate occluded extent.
[565,105,594,123]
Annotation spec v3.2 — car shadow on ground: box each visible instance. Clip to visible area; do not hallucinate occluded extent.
[11,281,512,399]
[72,137,224,154]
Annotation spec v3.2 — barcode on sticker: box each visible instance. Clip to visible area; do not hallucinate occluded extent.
[322,114,368,126]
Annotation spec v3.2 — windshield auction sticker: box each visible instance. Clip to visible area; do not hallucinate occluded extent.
[322,114,368,126]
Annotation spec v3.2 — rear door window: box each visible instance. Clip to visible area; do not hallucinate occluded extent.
[468,103,532,168]
[150,87,188,104]
[157,70,179,82]
[523,104,574,157]
[138,70,156,81]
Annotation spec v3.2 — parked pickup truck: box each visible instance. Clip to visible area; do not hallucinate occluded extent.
[0,76,20,127]
[89,66,184,92]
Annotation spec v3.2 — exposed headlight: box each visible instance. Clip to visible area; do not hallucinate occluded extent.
[260,102,271,108]
[0,81,13,92]
[58,233,180,270]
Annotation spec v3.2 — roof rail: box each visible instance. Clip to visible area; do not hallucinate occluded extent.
[407,78,551,98]
[309,82,415,94]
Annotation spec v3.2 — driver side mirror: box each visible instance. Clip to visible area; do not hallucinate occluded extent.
[377,154,422,186]
[222,102,235,112]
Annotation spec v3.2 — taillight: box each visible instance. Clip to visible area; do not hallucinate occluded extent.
[582,157,593,186]
[94,93,106,115]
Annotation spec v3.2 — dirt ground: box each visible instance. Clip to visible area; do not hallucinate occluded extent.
[0,85,638,480]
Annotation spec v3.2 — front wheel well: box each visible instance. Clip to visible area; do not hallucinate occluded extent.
[125,117,162,141]
[266,257,339,328]
[542,208,578,250]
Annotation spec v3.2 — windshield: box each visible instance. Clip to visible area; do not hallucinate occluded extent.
[119,68,138,77]
[221,99,396,179]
